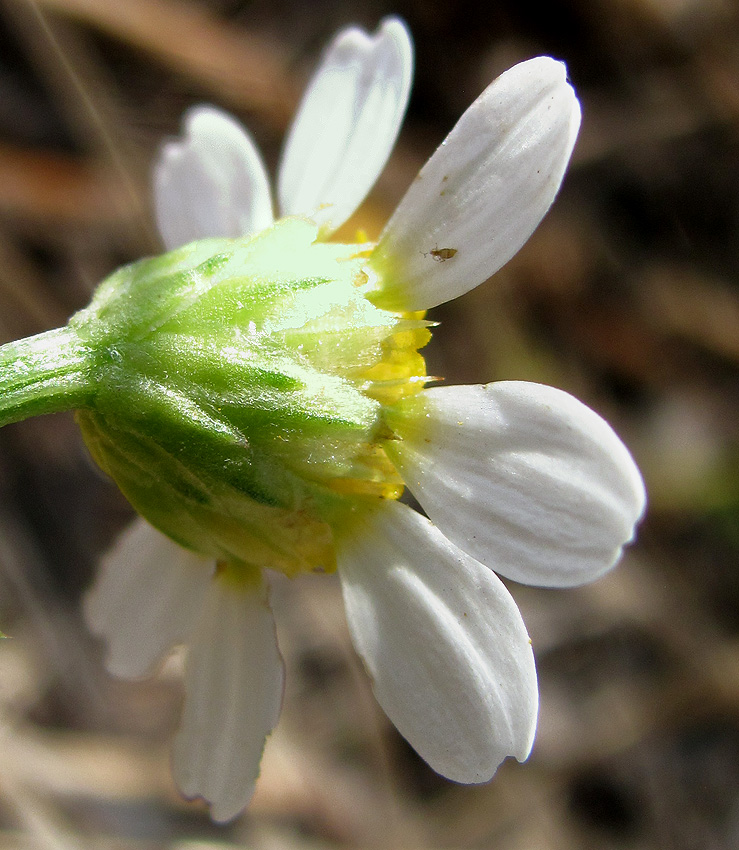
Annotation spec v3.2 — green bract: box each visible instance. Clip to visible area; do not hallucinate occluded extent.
[0,218,430,576]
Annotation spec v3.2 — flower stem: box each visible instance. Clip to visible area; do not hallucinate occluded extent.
[0,326,93,427]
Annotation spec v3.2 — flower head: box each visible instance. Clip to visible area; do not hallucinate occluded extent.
[0,17,645,822]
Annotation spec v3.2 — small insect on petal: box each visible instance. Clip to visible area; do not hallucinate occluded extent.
[430,247,458,262]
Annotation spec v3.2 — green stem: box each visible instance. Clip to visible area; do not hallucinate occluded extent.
[0,326,93,427]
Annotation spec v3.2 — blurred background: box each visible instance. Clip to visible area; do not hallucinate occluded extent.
[0,0,738,847]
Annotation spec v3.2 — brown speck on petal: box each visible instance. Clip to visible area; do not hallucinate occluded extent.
[430,247,457,262]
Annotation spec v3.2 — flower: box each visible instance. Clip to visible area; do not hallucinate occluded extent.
[73,17,648,822]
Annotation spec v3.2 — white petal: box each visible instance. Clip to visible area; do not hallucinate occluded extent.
[84,517,213,678]
[172,574,284,823]
[385,382,647,587]
[370,57,581,311]
[337,500,538,783]
[278,17,412,233]
[154,106,273,250]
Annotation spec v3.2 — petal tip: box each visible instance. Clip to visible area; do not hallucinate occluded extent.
[377,14,413,63]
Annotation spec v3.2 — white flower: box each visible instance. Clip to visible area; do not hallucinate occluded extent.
[84,17,646,822]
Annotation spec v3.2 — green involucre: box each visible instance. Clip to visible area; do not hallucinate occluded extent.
[66,218,429,572]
